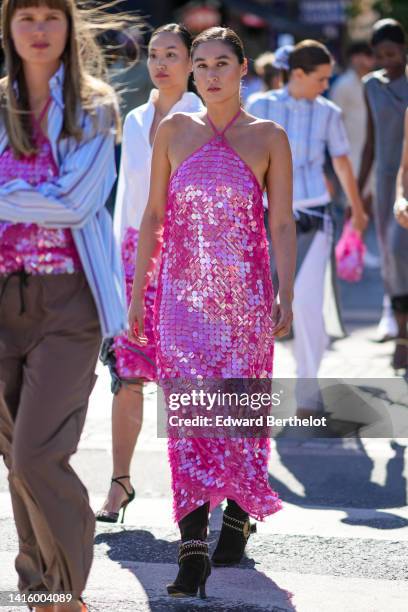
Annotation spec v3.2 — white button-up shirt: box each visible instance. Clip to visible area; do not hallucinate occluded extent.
[114,89,203,245]
[247,87,350,209]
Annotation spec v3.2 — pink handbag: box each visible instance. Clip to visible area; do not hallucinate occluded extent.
[335,221,366,282]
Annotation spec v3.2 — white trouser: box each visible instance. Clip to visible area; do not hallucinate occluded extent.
[293,229,331,410]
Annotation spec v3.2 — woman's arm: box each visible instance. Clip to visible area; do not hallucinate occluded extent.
[266,123,296,338]
[397,110,408,200]
[113,112,140,242]
[394,109,408,229]
[332,154,368,232]
[0,106,116,229]
[325,101,368,232]
[358,92,375,194]
[128,119,172,343]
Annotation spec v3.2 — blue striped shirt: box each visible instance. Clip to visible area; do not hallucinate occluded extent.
[0,64,126,338]
[247,87,350,208]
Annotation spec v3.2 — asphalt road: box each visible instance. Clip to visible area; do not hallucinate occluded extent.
[1,223,407,611]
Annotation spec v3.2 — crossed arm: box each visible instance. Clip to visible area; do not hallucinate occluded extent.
[0,111,116,229]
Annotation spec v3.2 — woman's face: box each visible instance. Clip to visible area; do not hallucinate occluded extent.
[292,63,332,99]
[147,32,192,91]
[373,41,406,80]
[192,40,247,105]
[10,4,68,67]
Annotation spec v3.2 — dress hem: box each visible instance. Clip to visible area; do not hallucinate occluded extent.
[173,493,282,524]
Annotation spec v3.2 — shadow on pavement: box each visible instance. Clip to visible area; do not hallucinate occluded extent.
[94,528,296,611]
[268,439,408,529]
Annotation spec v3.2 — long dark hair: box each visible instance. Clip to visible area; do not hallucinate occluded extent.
[150,22,193,54]
[191,26,245,64]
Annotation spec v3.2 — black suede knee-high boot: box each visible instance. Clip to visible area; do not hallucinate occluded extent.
[211,499,256,566]
[392,310,408,371]
[179,502,209,541]
[167,503,211,598]
[226,499,249,520]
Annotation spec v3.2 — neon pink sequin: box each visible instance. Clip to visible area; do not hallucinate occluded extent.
[0,112,81,275]
[154,114,281,521]
[112,227,157,381]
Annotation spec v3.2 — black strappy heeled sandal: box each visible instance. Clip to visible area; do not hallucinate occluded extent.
[95,475,135,524]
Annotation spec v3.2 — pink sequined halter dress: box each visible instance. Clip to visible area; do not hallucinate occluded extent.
[154,110,281,522]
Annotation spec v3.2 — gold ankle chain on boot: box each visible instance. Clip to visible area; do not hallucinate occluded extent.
[223,513,256,538]
[178,540,209,564]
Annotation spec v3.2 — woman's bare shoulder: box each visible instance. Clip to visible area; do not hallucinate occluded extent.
[246,115,289,151]
[160,111,205,133]
[246,114,286,134]
[153,112,205,151]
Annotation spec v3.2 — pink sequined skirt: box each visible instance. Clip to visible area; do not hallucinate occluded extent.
[167,435,281,522]
[112,227,157,382]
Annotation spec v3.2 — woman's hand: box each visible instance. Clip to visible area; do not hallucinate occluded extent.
[271,296,293,338]
[127,294,147,345]
[350,209,369,234]
[396,208,408,229]
[394,197,408,230]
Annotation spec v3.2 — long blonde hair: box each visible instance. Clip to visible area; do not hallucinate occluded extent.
[0,0,141,155]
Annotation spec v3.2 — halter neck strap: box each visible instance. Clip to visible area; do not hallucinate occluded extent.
[207,108,242,137]
[32,96,52,133]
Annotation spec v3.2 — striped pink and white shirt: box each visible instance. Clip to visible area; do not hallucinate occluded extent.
[0,64,126,337]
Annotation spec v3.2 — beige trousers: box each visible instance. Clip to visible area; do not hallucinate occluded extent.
[0,272,101,599]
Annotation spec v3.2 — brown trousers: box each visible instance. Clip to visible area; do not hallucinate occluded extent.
[0,272,101,598]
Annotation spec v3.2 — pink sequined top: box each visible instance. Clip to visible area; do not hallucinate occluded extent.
[0,99,81,275]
